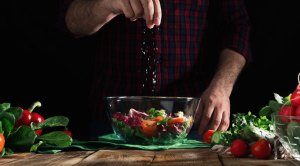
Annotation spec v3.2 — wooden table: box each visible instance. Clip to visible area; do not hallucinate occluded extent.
[0,149,299,166]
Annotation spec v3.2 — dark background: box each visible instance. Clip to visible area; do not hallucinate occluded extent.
[1,0,299,139]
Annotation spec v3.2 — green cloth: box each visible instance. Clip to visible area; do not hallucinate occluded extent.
[37,133,210,154]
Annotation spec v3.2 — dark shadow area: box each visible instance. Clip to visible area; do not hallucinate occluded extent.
[1,0,299,138]
[231,0,300,114]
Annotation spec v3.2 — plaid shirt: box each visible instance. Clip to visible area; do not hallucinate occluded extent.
[61,0,251,131]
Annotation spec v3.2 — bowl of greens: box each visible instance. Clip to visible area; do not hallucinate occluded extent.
[105,96,200,145]
[272,114,300,161]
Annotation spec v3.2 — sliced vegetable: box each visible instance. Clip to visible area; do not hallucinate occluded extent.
[140,120,157,137]
[202,130,215,144]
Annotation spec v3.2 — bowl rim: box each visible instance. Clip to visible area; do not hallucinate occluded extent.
[104,96,200,101]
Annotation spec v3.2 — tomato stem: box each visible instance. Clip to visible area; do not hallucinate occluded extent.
[28,101,42,113]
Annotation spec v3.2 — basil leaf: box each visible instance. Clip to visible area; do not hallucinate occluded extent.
[6,126,37,152]
[259,105,272,118]
[0,112,16,136]
[0,103,10,113]
[268,100,282,114]
[36,131,72,148]
[30,141,44,152]
[0,148,5,157]
[5,107,22,120]
[31,116,69,130]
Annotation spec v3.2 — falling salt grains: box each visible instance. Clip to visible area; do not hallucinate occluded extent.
[140,24,159,94]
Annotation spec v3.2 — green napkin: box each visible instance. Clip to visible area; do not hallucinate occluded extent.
[37,133,210,153]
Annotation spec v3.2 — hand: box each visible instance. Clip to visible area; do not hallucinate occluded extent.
[195,86,231,135]
[107,0,161,28]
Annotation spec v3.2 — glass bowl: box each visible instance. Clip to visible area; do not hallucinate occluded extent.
[105,96,200,145]
[271,114,300,161]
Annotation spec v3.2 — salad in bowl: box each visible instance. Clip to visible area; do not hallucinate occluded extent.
[105,96,200,145]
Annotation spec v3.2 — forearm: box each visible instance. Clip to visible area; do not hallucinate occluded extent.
[209,48,246,96]
[65,0,117,36]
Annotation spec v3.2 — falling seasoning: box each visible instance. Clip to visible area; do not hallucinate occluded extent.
[140,23,160,95]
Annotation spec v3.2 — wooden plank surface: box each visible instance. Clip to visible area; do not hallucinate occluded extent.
[0,151,94,166]
[1,149,300,166]
[76,149,221,166]
[220,154,300,166]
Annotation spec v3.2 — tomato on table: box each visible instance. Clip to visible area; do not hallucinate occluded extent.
[202,130,215,144]
[230,139,249,157]
[251,139,272,159]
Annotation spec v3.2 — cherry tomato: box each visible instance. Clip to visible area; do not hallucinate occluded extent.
[35,129,43,136]
[230,139,249,158]
[63,129,73,138]
[202,130,215,144]
[291,89,300,107]
[15,109,32,127]
[0,133,5,153]
[31,112,45,123]
[293,105,300,122]
[278,105,295,122]
[251,139,272,159]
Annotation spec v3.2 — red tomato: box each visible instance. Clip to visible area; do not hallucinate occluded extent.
[63,129,73,138]
[167,117,184,127]
[35,129,43,136]
[202,130,215,144]
[278,105,295,122]
[291,89,300,107]
[293,105,300,122]
[31,112,45,124]
[251,139,272,159]
[0,133,5,153]
[15,109,32,127]
[230,139,249,158]
[140,120,157,137]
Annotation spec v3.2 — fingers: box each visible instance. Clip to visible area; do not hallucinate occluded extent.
[153,0,161,26]
[217,111,230,131]
[121,0,135,19]
[198,103,214,135]
[129,0,143,21]
[140,0,155,28]
[118,0,161,28]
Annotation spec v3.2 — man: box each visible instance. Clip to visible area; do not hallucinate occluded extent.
[63,0,251,138]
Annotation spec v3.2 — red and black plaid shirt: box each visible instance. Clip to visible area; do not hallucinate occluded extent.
[88,0,250,111]
[62,0,251,129]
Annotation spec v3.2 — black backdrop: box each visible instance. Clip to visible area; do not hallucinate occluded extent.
[1,0,299,139]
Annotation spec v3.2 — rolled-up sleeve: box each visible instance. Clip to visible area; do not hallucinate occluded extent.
[214,0,252,63]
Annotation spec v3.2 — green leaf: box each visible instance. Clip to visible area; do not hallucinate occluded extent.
[0,148,5,157]
[0,111,17,136]
[6,126,37,152]
[5,107,22,120]
[0,121,3,133]
[1,118,14,137]
[0,103,10,112]
[36,131,72,148]
[283,94,292,105]
[30,141,44,152]
[31,116,69,130]
[4,148,14,156]
[268,100,282,114]
[259,106,272,118]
